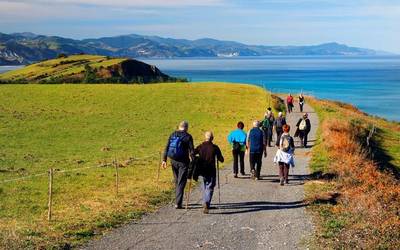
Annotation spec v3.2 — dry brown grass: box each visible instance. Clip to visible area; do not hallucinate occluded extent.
[310,117,400,249]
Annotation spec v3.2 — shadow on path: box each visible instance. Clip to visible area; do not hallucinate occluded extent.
[211,200,308,215]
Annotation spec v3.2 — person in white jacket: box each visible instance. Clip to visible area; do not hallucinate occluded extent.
[273,124,295,185]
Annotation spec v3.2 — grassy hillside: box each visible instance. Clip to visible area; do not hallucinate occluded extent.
[0,83,267,248]
[305,98,400,249]
[0,54,180,84]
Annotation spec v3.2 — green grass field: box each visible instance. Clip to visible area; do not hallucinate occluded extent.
[0,55,125,82]
[0,83,268,248]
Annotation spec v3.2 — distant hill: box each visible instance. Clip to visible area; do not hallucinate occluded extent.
[0,54,182,83]
[0,32,393,65]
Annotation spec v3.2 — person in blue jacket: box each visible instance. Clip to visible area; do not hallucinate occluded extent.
[227,121,247,178]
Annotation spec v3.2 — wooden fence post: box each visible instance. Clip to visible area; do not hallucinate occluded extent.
[47,168,53,221]
[114,159,119,196]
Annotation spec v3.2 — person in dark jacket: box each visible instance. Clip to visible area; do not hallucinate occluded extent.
[162,121,195,209]
[274,112,287,147]
[261,111,274,147]
[296,113,311,148]
[194,131,224,214]
[298,94,305,112]
[247,120,267,180]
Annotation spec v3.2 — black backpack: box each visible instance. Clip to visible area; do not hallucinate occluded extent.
[232,140,241,153]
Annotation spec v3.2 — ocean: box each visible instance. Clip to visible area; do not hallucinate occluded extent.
[143,56,400,121]
[1,56,399,121]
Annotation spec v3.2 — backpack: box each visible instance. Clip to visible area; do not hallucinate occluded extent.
[281,135,292,152]
[232,141,241,153]
[167,134,186,160]
[299,119,307,131]
[262,118,270,130]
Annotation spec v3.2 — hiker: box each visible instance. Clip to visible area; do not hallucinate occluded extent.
[162,121,195,209]
[287,94,294,113]
[261,110,274,147]
[274,112,287,147]
[298,94,305,112]
[227,121,247,178]
[194,131,224,214]
[296,113,311,148]
[273,124,295,185]
[247,120,267,180]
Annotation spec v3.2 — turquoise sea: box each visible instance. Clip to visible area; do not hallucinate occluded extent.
[143,56,400,121]
[1,56,399,121]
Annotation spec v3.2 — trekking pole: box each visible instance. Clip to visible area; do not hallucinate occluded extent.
[217,156,221,204]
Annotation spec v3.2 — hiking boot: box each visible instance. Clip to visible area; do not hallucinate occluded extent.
[175,204,183,209]
[280,178,284,186]
[251,170,255,180]
[203,204,209,214]
[233,174,238,178]
[285,179,289,184]
[240,172,246,176]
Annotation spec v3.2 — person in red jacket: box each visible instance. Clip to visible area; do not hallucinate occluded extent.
[286,94,294,113]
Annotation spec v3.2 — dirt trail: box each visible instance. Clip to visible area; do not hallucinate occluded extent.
[84,103,318,250]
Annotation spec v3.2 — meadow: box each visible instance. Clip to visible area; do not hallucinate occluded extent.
[0,83,268,248]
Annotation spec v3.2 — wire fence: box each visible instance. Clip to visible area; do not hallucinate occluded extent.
[0,152,165,222]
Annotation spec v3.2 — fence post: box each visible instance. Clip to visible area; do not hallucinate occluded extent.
[47,168,53,221]
[114,159,119,196]
[157,151,162,186]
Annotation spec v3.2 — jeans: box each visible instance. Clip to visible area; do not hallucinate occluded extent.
[249,152,263,179]
[202,175,216,207]
[232,150,245,174]
[171,160,188,207]
[276,129,283,147]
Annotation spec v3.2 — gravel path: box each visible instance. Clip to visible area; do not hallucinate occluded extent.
[84,103,318,250]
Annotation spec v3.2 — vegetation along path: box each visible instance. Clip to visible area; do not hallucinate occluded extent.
[85,103,318,250]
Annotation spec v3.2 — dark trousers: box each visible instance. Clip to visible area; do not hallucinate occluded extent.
[299,131,309,147]
[171,160,188,207]
[276,130,283,147]
[264,128,273,146]
[299,103,304,112]
[287,103,293,113]
[278,162,289,182]
[249,153,263,178]
[232,150,245,174]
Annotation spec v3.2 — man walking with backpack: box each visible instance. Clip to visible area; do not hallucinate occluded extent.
[162,121,194,209]
[274,112,286,147]
[194,131,224,214]
[227,122,247,178]
[247,120,267,180]
[296,113,311,148]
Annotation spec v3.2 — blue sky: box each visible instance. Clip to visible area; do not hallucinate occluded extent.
[0,0,399,52]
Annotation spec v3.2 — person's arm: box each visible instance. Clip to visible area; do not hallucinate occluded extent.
[296,119,301,127]
[307,119,311,132]
[162,133,172,168]
[246,131,251,153]
[227,132,232,144]
[194,144,200,156]
[216,146,224,163]
[188,135,195,161]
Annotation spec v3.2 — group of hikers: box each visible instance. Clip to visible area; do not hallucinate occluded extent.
[162,94,311,214]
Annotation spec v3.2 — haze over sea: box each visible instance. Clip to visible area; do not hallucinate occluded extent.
[144,56,400,121]
[1,56,399,121]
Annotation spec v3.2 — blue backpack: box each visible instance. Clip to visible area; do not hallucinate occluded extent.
[167,134,186,160]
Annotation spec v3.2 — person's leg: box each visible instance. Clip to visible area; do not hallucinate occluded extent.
[232,150,239,177]
[256,153,262,179]
[284,163,289,183]
[304,132,309,148]
[276,130,282,147]
[171,161,180,206]
[175,162,188,207]
[239,151,245,175]
[278,162,284,185]
[299,132,304,147]
[249,153,256,179]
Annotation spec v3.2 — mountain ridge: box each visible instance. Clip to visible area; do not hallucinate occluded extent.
[0,32,394,65]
